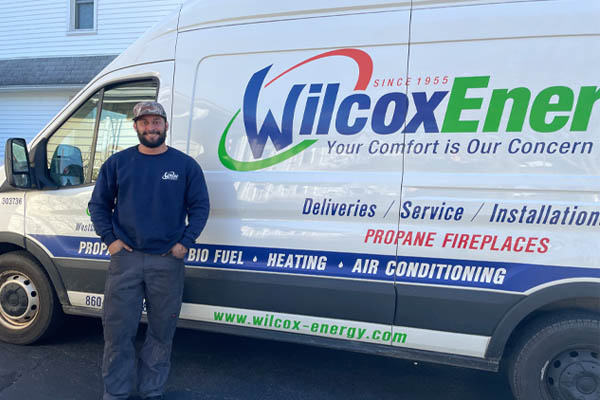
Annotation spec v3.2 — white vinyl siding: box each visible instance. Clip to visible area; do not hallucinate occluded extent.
[0,90,78,161]
[0,0,184,59]
[0,1,184,160]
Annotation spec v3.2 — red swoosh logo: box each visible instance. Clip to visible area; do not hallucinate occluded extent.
[263,48,373,90]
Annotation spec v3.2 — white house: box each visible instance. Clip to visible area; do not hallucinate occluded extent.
[0,0,185,160]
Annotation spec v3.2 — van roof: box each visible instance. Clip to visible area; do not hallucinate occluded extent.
[178,0,411,32]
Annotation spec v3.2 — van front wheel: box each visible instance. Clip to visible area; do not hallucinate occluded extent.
[508,313,600,400]
[0,251,63,344]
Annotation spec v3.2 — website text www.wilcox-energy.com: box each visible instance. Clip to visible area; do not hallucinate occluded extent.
[213,310,407,344]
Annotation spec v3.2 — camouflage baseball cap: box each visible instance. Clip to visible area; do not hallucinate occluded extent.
[132,101,167,121]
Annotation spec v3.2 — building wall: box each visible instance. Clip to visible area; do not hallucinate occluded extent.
[0,89,78,160]
[0,0,184,59]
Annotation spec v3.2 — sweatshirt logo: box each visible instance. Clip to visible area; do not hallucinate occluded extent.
[162,171,179,181]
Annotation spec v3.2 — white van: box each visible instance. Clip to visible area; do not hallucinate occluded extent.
[1,1,598,399]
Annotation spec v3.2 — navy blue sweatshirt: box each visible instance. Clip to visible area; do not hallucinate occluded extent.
[88,146,210,254]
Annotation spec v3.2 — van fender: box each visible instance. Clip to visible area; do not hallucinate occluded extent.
[0,232,69,306]
[485,281,600,359]
[0,231,25,248]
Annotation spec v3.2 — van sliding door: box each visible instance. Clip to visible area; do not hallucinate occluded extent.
[171,4,411,346]
[396,0,600,358]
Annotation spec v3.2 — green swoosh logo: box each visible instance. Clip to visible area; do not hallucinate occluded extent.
[218,109,318,171]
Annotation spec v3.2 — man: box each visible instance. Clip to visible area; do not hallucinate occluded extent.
[88,102,210,400]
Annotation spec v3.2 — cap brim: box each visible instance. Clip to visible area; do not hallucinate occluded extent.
[133,113,166,121]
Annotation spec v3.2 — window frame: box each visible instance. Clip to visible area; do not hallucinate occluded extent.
[44,78,160,189]
[68,0,97,34]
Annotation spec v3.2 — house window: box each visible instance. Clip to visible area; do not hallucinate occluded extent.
[71,0,95,31]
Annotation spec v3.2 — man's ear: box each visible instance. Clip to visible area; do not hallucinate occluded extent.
[165,120,169,131]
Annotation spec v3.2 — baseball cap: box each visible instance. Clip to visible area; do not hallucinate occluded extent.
[132,101,167,121]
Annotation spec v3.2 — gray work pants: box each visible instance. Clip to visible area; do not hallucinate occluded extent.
[102,249,185,400]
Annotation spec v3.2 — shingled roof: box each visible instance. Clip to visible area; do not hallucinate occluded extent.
[0,55,117,87]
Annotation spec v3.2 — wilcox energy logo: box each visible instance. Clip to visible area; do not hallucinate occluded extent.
[218,48,599,171]
[219,49,371,171]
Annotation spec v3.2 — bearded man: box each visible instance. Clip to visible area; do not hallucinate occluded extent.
[88,101,210,400]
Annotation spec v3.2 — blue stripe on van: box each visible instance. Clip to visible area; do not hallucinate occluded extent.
[30,234,600,293]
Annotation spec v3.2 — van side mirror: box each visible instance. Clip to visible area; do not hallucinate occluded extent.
[4,138,32,189]
[49,144,85,186]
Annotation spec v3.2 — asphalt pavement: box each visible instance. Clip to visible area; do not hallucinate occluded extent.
[0,316,515,400]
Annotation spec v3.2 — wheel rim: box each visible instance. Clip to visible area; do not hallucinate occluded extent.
[0,271,40,330]
[546,348,599,400]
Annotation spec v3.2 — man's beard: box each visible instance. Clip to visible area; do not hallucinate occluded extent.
[136,127,167,148]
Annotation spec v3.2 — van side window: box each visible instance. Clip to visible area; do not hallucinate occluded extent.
[47,92,101,187]
[92,81,158,180]
[45,80,158,187]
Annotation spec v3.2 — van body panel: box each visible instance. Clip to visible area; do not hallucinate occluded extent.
[0,195,24,236]
[170,9,412,330]
[386,1,600,355]
[412,0,600,39]
[178,0,411,32]
[49,257,105,295]
[179,269,395,324]
[393,284,522,335]
[55,261,395,324]
[398,0,600,278]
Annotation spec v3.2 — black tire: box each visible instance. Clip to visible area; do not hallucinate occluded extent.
[0,250,64,344]
[508,312,600,400]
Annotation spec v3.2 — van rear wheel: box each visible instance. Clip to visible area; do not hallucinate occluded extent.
[0,251,63,344]
[508,313,600,400]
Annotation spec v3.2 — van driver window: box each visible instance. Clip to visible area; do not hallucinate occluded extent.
[46,80,158,187]
[92,80,158,181]
[47,92,100,187]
